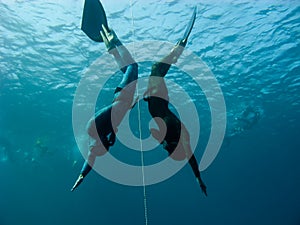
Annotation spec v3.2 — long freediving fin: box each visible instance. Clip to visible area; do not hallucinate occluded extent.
[181,6,197,44]
[81,0,108,42]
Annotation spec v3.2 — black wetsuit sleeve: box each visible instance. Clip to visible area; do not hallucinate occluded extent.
[188,155,201,178]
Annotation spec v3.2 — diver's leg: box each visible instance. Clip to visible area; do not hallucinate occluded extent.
[105,31,138,90]
[100,26,138,98]
[109,41,131,74]
[117,62,138,89]
[114,39,136,72]
[162,41,185,65]
[101,26,135,74]
[150,42,185,78]
[146,55,174,99]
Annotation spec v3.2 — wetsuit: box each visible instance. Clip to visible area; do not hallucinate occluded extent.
[81,62,138,177]
[145,62,182,155]
[146,96,181,155]
[145,60,202,181]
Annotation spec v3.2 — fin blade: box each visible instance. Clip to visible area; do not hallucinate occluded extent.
[81,0,108,42]
[182,6,197,42]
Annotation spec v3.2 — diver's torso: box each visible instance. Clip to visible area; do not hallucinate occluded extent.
[147,96,181,144]
[92,105,114,137]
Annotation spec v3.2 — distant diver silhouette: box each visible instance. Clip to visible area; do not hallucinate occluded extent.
[232,106,261,136]
[223,106,262,148]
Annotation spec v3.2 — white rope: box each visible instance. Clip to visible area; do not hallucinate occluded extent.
[129,1,149,225]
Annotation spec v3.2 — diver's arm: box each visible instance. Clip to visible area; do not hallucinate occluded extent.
[181,128,207,196]
[189,155,207,196]
[71,151,96,192]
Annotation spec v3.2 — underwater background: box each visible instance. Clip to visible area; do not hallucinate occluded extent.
[1,0,300,224]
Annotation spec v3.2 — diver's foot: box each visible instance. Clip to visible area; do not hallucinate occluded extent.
[169,39,186,63]
[100,25,120,52]
[176,38,187,47]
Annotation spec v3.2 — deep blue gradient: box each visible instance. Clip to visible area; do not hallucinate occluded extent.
[1,0,300,225]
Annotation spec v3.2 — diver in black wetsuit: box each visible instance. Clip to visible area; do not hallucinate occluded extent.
[71,26,138,191]
[143,39,207,196]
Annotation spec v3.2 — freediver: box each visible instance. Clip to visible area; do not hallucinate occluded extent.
[143,40,207,196]
[71,26,138,191]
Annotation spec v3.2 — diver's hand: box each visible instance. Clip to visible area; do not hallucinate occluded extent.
[71,174,84,192]
[197,177,207,196]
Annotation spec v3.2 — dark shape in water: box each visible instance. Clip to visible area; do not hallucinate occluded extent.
[81,0,108,42]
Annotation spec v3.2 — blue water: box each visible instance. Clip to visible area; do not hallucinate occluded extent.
[1,0,300,224]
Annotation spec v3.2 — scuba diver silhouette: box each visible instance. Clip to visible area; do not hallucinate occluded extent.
[71,26,138,191]
[235,106,261,131]
[230,106,261,136]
